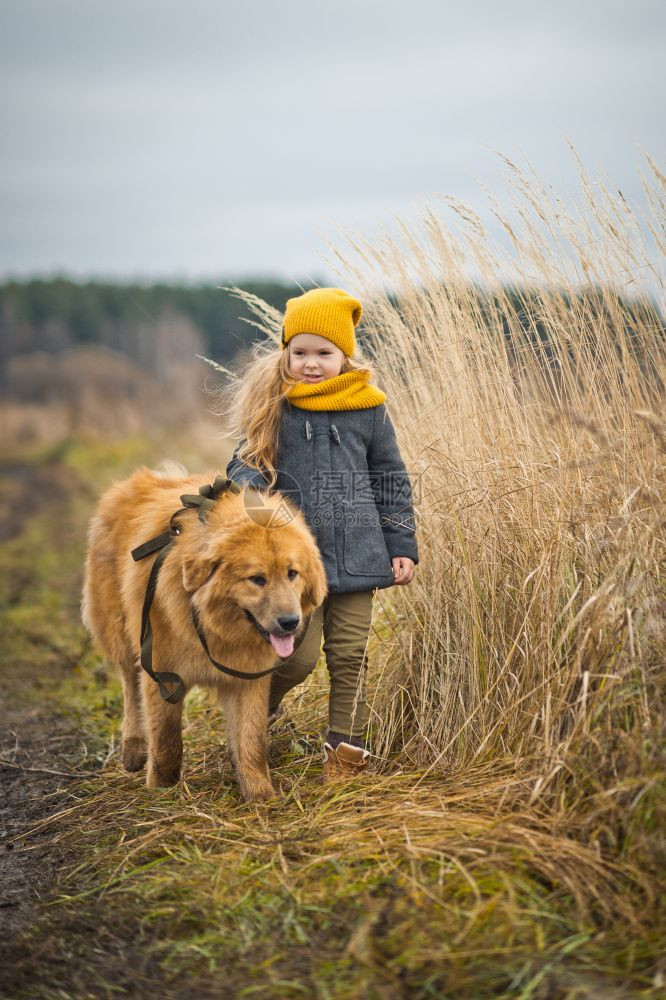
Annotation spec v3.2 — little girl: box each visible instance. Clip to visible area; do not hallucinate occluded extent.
[225,287,418,783]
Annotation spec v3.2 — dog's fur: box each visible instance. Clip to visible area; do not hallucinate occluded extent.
[82,467,327,801]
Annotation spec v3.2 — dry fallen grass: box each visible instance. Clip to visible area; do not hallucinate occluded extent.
[6,681,660,997]
[1,150,665,997]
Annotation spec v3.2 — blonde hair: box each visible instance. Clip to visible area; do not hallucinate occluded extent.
[218,324,381,489]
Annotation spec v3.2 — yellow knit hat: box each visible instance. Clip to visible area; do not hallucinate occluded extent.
[281,287,362,357]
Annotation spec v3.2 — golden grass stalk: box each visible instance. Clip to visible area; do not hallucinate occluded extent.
[225,150,665,830]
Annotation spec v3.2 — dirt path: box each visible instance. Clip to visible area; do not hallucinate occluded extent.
[0,695,91,938]
[0,458,200,999]
[0,459,100,994]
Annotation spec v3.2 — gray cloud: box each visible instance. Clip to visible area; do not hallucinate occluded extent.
[1,0,663,281]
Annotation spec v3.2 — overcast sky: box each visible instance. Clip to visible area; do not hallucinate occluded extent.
[1,0,663,285]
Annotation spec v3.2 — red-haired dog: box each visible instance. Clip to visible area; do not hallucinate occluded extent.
[82,467,326,801]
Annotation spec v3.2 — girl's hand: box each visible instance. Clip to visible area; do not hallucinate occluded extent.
[392,557,415,585]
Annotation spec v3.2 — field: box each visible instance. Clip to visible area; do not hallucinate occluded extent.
[1,156,664,998]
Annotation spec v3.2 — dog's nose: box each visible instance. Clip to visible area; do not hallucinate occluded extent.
[277,615,300,633]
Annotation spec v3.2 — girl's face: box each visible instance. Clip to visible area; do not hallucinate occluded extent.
[288,333,346,383]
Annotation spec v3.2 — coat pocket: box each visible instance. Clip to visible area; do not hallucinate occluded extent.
[342,505,393,577]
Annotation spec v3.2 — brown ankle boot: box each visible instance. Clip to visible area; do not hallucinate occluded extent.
[322,742,370,785]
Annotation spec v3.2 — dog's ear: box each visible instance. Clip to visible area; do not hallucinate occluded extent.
[182,551,221,593]
[302,551,328,610]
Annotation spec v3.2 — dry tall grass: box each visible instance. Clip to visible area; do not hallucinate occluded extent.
[226,150,665,864]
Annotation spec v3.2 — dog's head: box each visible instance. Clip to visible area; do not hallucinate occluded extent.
[177,487,327,661]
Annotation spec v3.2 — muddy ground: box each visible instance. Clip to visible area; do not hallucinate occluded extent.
[0,461,81,927]
[0,459,174,999]
[0,459,94,995]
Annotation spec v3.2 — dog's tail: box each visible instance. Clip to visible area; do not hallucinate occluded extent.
[81,587,92,634]
[152,460,189,479]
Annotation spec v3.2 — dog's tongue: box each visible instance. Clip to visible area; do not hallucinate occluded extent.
[269,633,296,659]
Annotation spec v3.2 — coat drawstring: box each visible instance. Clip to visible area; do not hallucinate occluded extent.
[304,420,312,441]
[330,424,341,445]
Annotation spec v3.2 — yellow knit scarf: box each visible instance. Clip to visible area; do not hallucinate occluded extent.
[287,371,386,410]
[285,370,387,411]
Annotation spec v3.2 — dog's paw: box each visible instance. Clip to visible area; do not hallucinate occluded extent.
[242,781,276,803]
[121,737,148,772]
[146,764,181,788]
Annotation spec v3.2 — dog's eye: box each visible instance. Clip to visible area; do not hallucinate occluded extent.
[249,575,266,587]
[288,569,299,580]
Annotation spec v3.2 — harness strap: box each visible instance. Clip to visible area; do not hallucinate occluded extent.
[191,607,294,681]
[138,540,186,704]
[131,530,174,562]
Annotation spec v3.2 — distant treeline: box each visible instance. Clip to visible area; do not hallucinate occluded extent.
[1,276,663,390]
[3,275,661,448]
[0,277,314,384]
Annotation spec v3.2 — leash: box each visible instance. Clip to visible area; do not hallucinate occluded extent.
[131,476,298,703]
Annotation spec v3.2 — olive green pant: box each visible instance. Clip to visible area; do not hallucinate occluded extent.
[269,589,375,739]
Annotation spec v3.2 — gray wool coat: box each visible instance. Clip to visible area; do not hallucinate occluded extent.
[226,402,419,594]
